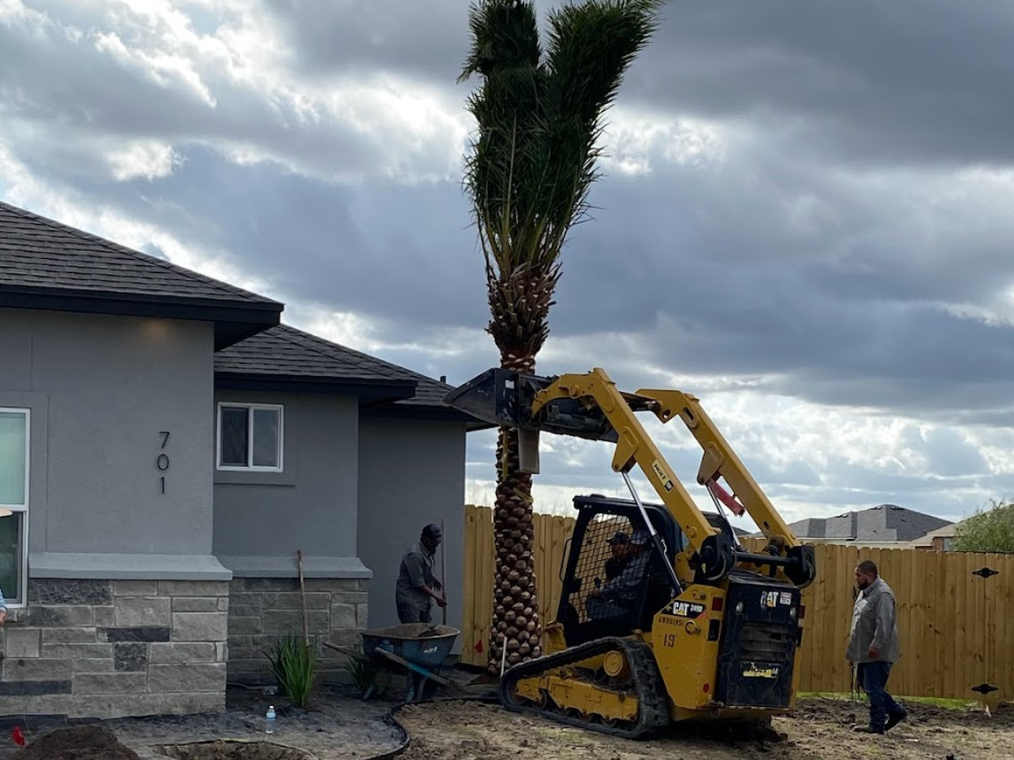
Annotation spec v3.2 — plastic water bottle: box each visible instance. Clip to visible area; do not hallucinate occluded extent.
[265,705,276,734]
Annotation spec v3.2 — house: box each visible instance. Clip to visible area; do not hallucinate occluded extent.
[0,200,483,719]
[781,504,952,546]
[903,520,965,551]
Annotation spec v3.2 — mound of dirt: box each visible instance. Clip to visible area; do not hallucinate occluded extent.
[8,725,141,760]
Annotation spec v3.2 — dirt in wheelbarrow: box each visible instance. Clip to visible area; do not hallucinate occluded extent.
[395,697,1014,760]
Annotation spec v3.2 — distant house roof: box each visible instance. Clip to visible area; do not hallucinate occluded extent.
[0,201,281,349]
[215,324,488,426]
[786,504,952,543]
[904,520,965,548]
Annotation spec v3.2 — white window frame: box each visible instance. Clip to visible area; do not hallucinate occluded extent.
[216,402,284,472]
[0,407,29,608]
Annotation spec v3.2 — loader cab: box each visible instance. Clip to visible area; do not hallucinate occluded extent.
[555,495,740,647]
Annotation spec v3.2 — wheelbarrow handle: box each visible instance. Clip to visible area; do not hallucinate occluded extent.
[372,647,451,687]
[322,641,370,662]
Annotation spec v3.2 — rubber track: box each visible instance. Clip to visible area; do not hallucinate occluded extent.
[497,637,671,740]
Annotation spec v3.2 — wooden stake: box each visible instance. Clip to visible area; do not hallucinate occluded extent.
[440,519,448,625]
[297,549,309,646]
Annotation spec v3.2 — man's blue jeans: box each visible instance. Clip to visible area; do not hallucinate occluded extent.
[857,661,902,731]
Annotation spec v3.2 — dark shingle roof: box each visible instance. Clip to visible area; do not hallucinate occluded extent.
[0,201,275,304]
[215,324,413,384]
[0,201,281,347]
[215,324,484,425]
[785,504,952,543]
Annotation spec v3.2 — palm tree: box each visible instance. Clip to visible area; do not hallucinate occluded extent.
[458,0,667,673]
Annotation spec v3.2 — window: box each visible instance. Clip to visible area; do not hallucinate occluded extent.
[0,409,28,606]
[217,403,283,471]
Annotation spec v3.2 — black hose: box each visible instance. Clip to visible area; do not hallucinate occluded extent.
[362,705,410,760]
[360,694,500,760]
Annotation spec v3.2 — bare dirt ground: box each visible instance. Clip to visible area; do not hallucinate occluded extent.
[1,681,1011,759]
[0,686,403,760]
[396,698,1014,760]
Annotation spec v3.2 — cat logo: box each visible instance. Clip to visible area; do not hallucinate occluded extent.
[670,601,706,619]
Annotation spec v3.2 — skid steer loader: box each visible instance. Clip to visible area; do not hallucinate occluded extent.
[445,367,817,739]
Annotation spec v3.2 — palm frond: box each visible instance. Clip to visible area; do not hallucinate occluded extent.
[460,0,667,360]
[459,0,541,83]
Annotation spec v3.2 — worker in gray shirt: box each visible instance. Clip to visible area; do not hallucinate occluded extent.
[396,524,446,624]
[846,560,907,734]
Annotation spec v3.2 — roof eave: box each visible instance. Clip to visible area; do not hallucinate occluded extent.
[361,403,495,429]
[0,286,283,350]
[214,372,417,404]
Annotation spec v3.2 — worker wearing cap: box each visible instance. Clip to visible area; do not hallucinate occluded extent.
[587,530,651,620]
[604,531,631,582]
[396,524,446,624]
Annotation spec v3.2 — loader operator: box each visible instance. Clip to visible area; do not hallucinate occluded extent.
[396,524,446,624]
[586,530,651,620]
[604,531,631,581]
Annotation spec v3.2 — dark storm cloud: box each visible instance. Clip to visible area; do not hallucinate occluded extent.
[32,146,490,330]
[0,5,458,182]
[628,0,1014,167]
[262,0,471,83]
[263,0,1014,168]
[520,138,1014,414]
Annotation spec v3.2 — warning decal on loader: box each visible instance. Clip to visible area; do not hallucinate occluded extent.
[652,460,675,492]
[743,664,780,679]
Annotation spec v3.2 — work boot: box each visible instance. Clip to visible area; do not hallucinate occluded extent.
[851,724,885,734]
[886,706,908,731]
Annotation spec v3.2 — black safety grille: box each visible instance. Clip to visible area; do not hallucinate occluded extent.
[566,514,641,624]
[739,621,793,662]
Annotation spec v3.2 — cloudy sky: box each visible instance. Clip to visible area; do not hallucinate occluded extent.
[3,0,1013,531]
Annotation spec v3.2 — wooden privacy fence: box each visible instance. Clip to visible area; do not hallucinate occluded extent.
[461,504,1014,702]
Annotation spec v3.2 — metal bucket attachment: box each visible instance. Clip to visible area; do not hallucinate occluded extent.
[442,368,527,427]
[518,428,540,474]
[444,368,619,443]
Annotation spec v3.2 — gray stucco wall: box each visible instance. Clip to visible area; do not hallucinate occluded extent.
[213,391,365,577]
[0,308,219,578]
[357,417,467,646]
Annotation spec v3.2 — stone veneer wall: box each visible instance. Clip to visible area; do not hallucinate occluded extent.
[0,579,228,719]
[227,577,368,684]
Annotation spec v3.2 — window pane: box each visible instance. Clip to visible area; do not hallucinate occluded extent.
[0,412,26,506]
[252,409,280,468]
[0,512,23,605]
[220,407,249,466]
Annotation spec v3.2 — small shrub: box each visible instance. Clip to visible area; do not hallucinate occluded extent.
[266,635,318,708]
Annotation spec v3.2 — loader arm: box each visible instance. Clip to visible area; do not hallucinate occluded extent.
[632,387,800,548]
[445,366,815,587]
[528,371,719,551]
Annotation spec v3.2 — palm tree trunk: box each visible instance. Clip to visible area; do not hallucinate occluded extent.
[489,355,542,674]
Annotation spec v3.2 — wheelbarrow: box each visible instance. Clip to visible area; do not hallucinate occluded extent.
[327,623,460,703]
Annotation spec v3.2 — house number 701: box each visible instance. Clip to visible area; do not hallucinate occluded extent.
[157,431,170,494]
